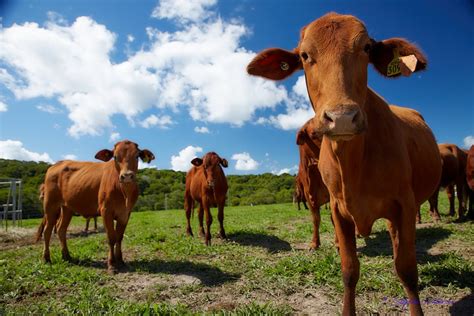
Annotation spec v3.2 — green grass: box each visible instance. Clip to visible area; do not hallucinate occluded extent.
[1,195,473,315]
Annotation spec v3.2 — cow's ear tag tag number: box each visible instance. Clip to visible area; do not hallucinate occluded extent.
[387,49,401,77]
[280,62,289,71]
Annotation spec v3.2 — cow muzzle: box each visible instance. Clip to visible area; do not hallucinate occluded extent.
[321,106,366,140]
[119,171,136,183]
[207,180,215,189]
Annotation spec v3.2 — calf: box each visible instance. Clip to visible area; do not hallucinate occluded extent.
[419,144,468,222]
[293,174,308,210]
[247,12,441,315]
[185,152,228,246]
[296,118,330,249]
[36,140,154,273]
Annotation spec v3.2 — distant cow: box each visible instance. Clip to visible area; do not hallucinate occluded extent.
[466,145,474,219]
[419,144,468,222]
[185,152,228,246]
[296,118,330,249]
[36,140,154,273]
[293,174,308,210]
[247,12,441,315]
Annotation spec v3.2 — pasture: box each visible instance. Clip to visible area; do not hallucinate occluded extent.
[1,197,473,315]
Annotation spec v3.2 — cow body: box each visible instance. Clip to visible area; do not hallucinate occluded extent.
[297,119,330,249]
[467,146,474,219]
[185,152,228,245]
[37,140,154,273]
[420,144,468,222]
[247,12,441,315]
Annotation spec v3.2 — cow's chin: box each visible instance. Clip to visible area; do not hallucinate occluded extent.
[119,179,135,185]
[326,134,357,142]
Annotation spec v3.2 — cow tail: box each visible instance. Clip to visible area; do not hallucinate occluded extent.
[35,216,46,242]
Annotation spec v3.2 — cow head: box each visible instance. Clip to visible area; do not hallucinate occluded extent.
[247,12,427,141]
[191,152,228,189]
[95,140,155,184]
[297,117,322,147]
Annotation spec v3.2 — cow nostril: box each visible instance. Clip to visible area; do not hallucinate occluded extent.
[352,111,360,123]
[323,112,334,123]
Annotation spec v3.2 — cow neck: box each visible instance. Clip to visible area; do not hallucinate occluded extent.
[104,160,137,207]
[322,88,394,205]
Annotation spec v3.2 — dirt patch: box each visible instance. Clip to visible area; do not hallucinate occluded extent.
[288,289,339,315]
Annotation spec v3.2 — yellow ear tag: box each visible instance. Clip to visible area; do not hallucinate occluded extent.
[143,156,150,163]
[387,49,401,77]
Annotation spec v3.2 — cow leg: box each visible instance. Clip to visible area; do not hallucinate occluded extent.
[203,201,213,246]
[467,189,474,219]
[456,182,466,221]
[332,202,359,316]
[297,200,301,210]
[393,203,423,316]
[198,204,205,238]
[330,213,339,253]
[57,207,73,261]
[114,217,129,269]
[94,216,98,230]
[102,210,117,273]
[42,197,61,263]
[217,203,226,239]
[446,185,455,216]
[309,205,321,250]
[84,218,90,233]
[427,189,441,222]
[185,196,194,236]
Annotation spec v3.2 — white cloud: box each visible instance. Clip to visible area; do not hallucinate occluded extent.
[231,152,259,171]
[272,165,298,176]
[140,114,173,129]
[171,145,203,171]
[139,160,157,170]
[0,101,7,112]
[127,34,135,42]
[0,4,295,138]
[152,0,217,23]
[464,136,474,148]
[36,104,62,114]
[109,132,121,142]
[62,154,77,160]
[194,126,210,134]
[0,139,53,163]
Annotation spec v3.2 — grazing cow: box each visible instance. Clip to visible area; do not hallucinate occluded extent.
[296,118,330,249]
[418,144,468,222]
[185,152,228,246]
[293,174,308,210]
[247,13,441,315]
[36,140,154,273]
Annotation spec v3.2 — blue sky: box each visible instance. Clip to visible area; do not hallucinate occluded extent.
[0,0,473,174]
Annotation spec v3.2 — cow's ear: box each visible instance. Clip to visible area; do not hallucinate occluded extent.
[220,158,228,168]
[296,130,307,145]
[95,149,114,162]
[369,38,427,78]
[191,158,203,166]
[247,48,302,80]
[139,149,155,163]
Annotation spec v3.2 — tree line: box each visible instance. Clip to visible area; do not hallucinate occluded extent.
[0,159,295,218]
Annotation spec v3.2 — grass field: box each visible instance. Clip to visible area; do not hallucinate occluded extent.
[1,195,473,315]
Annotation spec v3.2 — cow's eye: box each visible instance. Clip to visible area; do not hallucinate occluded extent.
[300,52,309,61]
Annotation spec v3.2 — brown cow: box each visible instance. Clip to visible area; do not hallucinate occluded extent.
[293,174,308,210]
[185,152,228,246]
[296,118,330,249]
[418,144,468,222]
[247,13,441,315]
[466,145,474,219]
[36,140,154,273]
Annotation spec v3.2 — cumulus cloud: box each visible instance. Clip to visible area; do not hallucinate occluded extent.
[62,154,77,160]
[464,135,474,148]
[272,165,298,175]
[152,0,217,23]
[140,114,173,129]
[0,2,294,138]
[194,126,210,134]
[36,104,62,114]
[0,101,7,112]
[139,160,157,170]
[109,132,121,143]
[0,139,53,163]
[171,145,203,171]
[232,152,259,171]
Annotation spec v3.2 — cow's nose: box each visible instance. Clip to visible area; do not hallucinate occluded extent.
[207,180,215,188]
[322,106,364,137]
[120,171,135,182]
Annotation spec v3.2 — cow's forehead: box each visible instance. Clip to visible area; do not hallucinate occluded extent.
[300,13,368,52]
[114,140,138,153]
[203,152,220,165]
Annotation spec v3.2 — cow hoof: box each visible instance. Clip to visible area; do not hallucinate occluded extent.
[62,254,73,262]
[217,232,227,239]
[309,242,320,251]
[186,230,194,237]
[199,231,205,238]
[205,239,211,246]
[107,266,118,275]
[43,257,52,264]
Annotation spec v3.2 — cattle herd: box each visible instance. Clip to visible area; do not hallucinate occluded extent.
[34,13,474,315]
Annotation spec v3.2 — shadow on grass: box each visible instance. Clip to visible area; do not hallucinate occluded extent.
[449,293,474,315]
[227,231,291,253]
[68,227,105,238]
[358,226,451,261]
[74,258,240,287]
